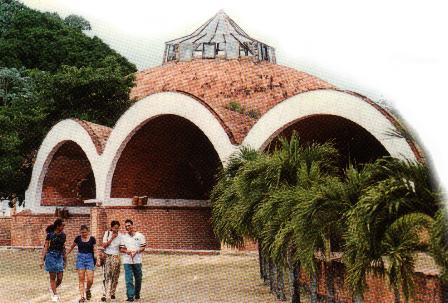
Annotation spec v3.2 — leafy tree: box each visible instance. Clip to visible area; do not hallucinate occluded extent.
[0,1,137,201]
[0,0,135,74]
[33,56,135,128]
[64,14,91,31]
[0,67,46,199]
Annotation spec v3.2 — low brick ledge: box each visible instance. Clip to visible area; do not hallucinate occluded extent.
[0,246,257,256]
[12,211,90,217]
[145,248,220,255]
[103,198,212,208]
[0,245,42,251]
[100,205,212,211]
[0,246,221,255]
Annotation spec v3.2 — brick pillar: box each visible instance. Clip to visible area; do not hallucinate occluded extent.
[90,207,107,243]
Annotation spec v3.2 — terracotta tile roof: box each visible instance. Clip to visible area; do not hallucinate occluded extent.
[72,119,112,154]
[130,59,335,144]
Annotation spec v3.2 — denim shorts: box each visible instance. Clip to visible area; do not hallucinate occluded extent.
[45,250,64,273]
[76,253,95,271]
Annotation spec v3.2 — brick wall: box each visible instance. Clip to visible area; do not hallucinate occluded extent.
[42,141,95,206]
[11,211,91,247]
[299,261,442,303]
[111,115,221,200]
[96,206,220,250]
[0,217,12,246]
[221,237,258,252]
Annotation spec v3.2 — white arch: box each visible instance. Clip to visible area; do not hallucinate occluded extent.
[98,92,236,203]
[25,120,101,214]
[243,89,417,160]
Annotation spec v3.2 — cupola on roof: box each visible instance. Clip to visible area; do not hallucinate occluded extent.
[163,10,276,64]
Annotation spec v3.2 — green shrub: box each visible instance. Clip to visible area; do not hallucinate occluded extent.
[227,101,244,114]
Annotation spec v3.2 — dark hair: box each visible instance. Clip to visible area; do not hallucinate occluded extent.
[46,219,64,233]
[125,219,133,225]
[80,224,89,231]
[111,220,120,228]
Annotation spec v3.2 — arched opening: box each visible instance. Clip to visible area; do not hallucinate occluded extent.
[111,114,222,200]
[41,141,96,206]
[267,114,389,166]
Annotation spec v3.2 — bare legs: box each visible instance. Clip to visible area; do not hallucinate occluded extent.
[49,272,63,295]
[78,270,94,299]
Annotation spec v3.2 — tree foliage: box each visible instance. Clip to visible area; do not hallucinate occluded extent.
[0,0,135,74]
[64,14,91,31]
[211,137,447,303]
[0,0,137,200]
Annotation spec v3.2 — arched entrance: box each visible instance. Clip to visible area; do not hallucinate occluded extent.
[106,114,222,250]
[41,141,96,206]
[243,90,418,161]
[111,115,221,200]
[267,114,389,166]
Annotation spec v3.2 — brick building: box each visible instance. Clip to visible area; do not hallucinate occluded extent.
[1,10,440,302]
[7,8,420,250]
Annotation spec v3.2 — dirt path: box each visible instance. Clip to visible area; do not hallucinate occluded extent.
[0,249,281,303]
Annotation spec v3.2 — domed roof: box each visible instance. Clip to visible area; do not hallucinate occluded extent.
[130,59,335,144]
[72,119,112,154]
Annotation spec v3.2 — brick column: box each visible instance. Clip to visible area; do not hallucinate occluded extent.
[90,206,107,244]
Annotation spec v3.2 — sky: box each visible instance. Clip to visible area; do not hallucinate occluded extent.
[21,0,448,195]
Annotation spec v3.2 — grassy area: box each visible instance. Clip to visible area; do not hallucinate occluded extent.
[0,248,287,302]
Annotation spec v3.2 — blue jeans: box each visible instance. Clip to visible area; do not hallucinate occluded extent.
[124,263,142,299]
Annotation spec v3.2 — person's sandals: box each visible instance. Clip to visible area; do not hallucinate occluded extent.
[86,290,92,300]
[111,295,116,300]
[101,296,107,302]
[79,298,86,303]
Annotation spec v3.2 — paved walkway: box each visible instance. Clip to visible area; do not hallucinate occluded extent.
[0,249,280,302]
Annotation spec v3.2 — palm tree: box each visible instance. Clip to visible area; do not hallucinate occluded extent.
[212,133,341,302]
[251,135,340,302]
[211,146,260,247]
[429,209,448,302]
[344,157,443,303]
[254,186,303,302]
[271,161,376,303]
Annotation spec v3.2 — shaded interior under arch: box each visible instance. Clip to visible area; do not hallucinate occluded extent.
[41,141,96,206]
[267,114,389,166]
[111,115,222,200]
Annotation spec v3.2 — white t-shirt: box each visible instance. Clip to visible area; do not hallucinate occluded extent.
[119,232,146,264]
[102,230,123,255]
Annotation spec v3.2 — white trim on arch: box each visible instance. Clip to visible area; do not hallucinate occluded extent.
[243,89,417,160]
[97,92,237,203]
[25,120,100,214]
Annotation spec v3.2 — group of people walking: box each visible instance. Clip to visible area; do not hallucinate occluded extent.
[40,218,146,302]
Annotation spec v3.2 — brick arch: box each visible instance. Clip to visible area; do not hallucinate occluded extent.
[99,92,236,202]
[110,114,222,200]
[243,89,418,161]
[26,120,100,214]
[41,141,96,206]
